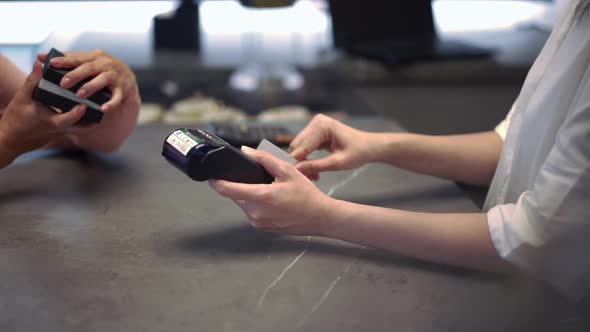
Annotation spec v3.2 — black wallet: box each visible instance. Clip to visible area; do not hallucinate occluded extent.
[32,48,110,123]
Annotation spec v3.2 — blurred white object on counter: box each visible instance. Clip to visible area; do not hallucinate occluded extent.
[257,105,311,123]
[162,95,247,125]
[138,103,164,125]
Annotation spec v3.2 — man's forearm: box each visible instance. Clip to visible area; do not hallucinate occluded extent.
[0,53,26,112]
[43,134,76,150]
[370,131,503,186]
[0,135,17,169]
[319,199,512,273]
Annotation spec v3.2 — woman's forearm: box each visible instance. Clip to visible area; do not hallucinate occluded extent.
[318,199,511,273]
[369,131,503,186]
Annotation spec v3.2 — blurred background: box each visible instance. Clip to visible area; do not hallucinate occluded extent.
[0,0,568,133]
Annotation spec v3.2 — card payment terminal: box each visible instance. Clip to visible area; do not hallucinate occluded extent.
[162,128,274,184]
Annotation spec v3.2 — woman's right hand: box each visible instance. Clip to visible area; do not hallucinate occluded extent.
[289,114,379,180]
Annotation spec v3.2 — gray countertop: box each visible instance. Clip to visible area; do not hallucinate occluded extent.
[0,117,587,332]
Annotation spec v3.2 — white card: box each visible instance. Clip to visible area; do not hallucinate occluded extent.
[256,139,296,165]
[38,78,102,110]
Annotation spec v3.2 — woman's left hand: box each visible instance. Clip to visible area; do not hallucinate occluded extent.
[209,146,336,236]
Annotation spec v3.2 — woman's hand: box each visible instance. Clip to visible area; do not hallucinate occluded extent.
[289,114,380,180]
[0,61,87,167]
[209,146,336,236]
[37,49,140,152]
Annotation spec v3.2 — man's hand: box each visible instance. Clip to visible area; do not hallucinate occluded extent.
[37,49,140,152]
[0,60,87,168]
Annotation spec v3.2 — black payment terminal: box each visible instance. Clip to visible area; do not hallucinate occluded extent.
[162,128,274,184]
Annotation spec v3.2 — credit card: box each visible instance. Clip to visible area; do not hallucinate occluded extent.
[256,138,296,165]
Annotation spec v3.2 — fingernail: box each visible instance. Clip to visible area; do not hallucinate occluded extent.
[101,105,109,111]
[61,77,70,87]
[241,145,255,153]
[77,89,87,98]
[50,58,60,65]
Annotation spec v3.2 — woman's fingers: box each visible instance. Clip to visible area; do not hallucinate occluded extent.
[295,154,343,177]
[289,127,324,160]
[289,114,335,160]
[240,146,293,181]
[209,179,268,201]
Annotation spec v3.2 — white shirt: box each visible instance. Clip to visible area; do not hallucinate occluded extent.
[484,0,590,302]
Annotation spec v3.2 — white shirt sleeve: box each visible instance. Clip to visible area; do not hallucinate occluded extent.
[494,102,517,141]
[487,85,590,301]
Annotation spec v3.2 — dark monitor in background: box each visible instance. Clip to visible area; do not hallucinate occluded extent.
[153,0,199,53]
[328,0,492,64]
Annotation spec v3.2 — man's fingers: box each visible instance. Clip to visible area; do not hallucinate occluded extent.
[101,87,123,112]
[209,179,267,201]
[49,51,95,69]
[76,71,114,99]
[51,105,87,129]
[66,118,99,135]
[37,53,47,62]
[241,146,291,180]
[59,62,102,89]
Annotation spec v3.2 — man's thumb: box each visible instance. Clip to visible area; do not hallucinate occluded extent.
[20,60,44,97]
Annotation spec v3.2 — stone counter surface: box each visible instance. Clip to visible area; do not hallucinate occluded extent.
[0,118,586,332]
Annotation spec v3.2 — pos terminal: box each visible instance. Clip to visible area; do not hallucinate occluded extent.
[162,128,274,184]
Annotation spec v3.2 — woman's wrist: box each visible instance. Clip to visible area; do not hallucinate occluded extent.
[366,132,407,164]
[314,197,351,238]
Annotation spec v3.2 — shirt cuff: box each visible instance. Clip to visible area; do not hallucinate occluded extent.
[494,119,510,141]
